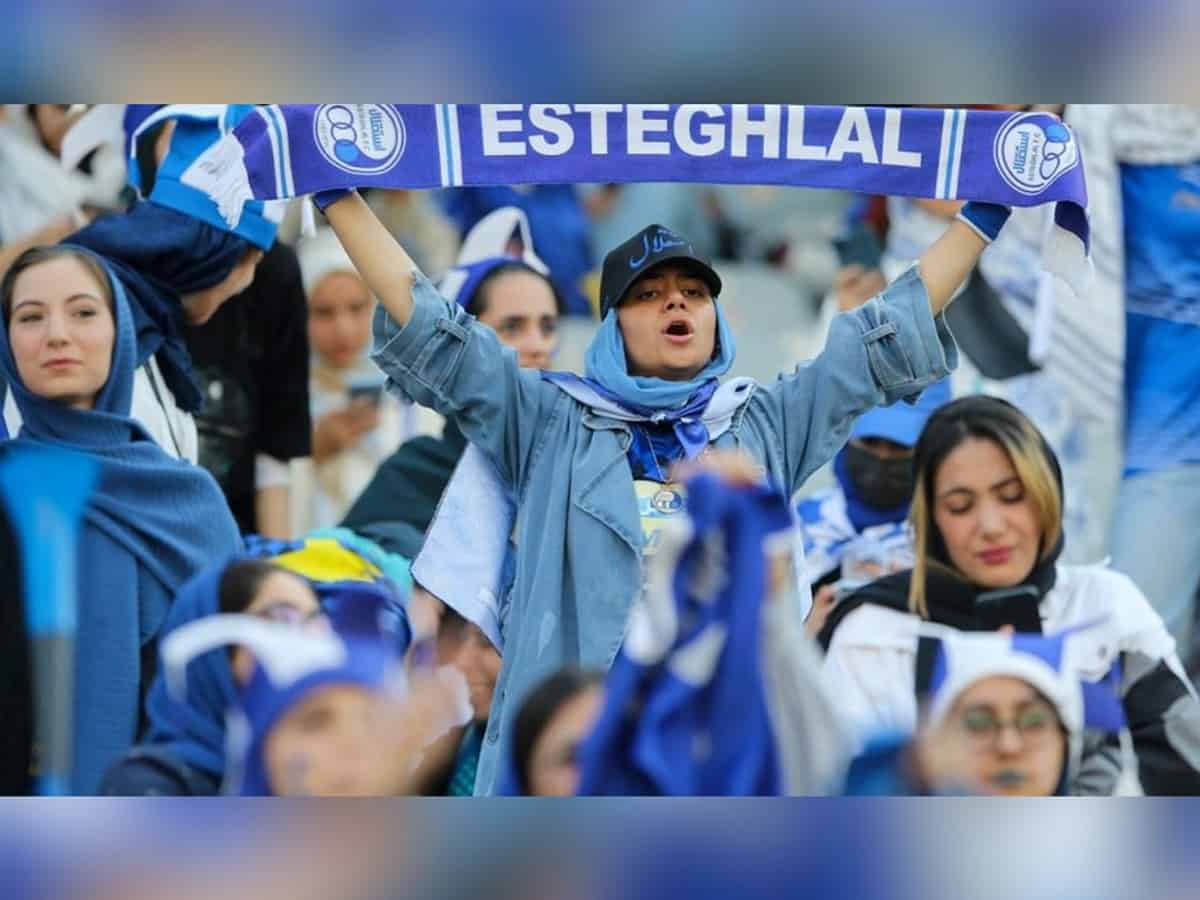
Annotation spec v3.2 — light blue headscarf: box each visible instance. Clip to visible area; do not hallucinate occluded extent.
[583,303,737,410]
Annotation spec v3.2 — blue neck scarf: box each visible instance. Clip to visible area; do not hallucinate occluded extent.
[550,304,735,477]
[0,251,242,790]
[832,449,911,533]
[584,305,736,410]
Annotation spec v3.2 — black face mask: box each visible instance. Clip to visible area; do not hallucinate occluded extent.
[844,443,914,510]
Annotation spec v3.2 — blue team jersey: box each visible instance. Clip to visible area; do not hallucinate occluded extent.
[1120,162,1200,474]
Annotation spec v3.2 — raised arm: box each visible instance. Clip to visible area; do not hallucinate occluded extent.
[322,191,418,326]
[917,220,986,314]
[752,201,1009,494]
[318,190,555,492]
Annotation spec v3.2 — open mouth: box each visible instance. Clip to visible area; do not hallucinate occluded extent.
[662,319,694,343]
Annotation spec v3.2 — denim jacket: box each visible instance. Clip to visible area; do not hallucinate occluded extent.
[371,264,957,794]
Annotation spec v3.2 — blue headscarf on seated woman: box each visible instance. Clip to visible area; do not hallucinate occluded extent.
[131,558,243,794]
[112,554,412,801]
[116,553,410,796]
[0,247,243,793]
[155,591,443,795]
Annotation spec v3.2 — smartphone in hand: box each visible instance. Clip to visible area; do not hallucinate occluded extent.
[974,586,1043,633]
[347,380,385,408]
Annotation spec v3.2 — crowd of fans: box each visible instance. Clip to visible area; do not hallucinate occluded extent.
[1,102,1198,797]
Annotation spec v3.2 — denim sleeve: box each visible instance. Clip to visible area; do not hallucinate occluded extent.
[369,274,555,488]
[756,265,958,494]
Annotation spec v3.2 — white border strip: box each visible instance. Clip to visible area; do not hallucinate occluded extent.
[934,109,954,199]
[434,103,451,187]
[272,106,295,196]
[446,103,464,187]
[257,106,286,197]
[946,109,965,199]
[260,105,296,197]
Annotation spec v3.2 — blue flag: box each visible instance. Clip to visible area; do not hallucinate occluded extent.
[576,471,794,796]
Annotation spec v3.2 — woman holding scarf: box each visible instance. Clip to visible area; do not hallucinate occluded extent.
[819,395,1200,795]
[319,187,1005,794]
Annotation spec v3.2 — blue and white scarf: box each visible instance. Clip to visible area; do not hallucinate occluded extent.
[541,370,755,469]
[182,104,1093,294]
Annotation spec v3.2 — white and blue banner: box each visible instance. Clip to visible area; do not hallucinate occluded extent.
[183,104,1092,292]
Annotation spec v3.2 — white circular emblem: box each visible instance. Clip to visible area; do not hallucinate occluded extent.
[313,104,406,175]
[993,113,1078,196]
[652,488,684,515]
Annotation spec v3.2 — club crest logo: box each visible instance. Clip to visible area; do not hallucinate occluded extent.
[993,113,1078,196]
[313,104,406,175]
[651,487,685,516]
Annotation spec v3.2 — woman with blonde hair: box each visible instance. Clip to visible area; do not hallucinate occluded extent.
[818,395,1200,795]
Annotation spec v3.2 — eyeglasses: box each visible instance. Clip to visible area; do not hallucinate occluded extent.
[252,601,325,626]
[958,703,1061,751]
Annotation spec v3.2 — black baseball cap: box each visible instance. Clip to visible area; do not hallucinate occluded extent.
[598,224,722,319]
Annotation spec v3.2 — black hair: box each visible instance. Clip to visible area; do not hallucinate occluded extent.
[466,262,564,319]
[1,245,114,324]
[511,667,604,795]
[218,559,287,615]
